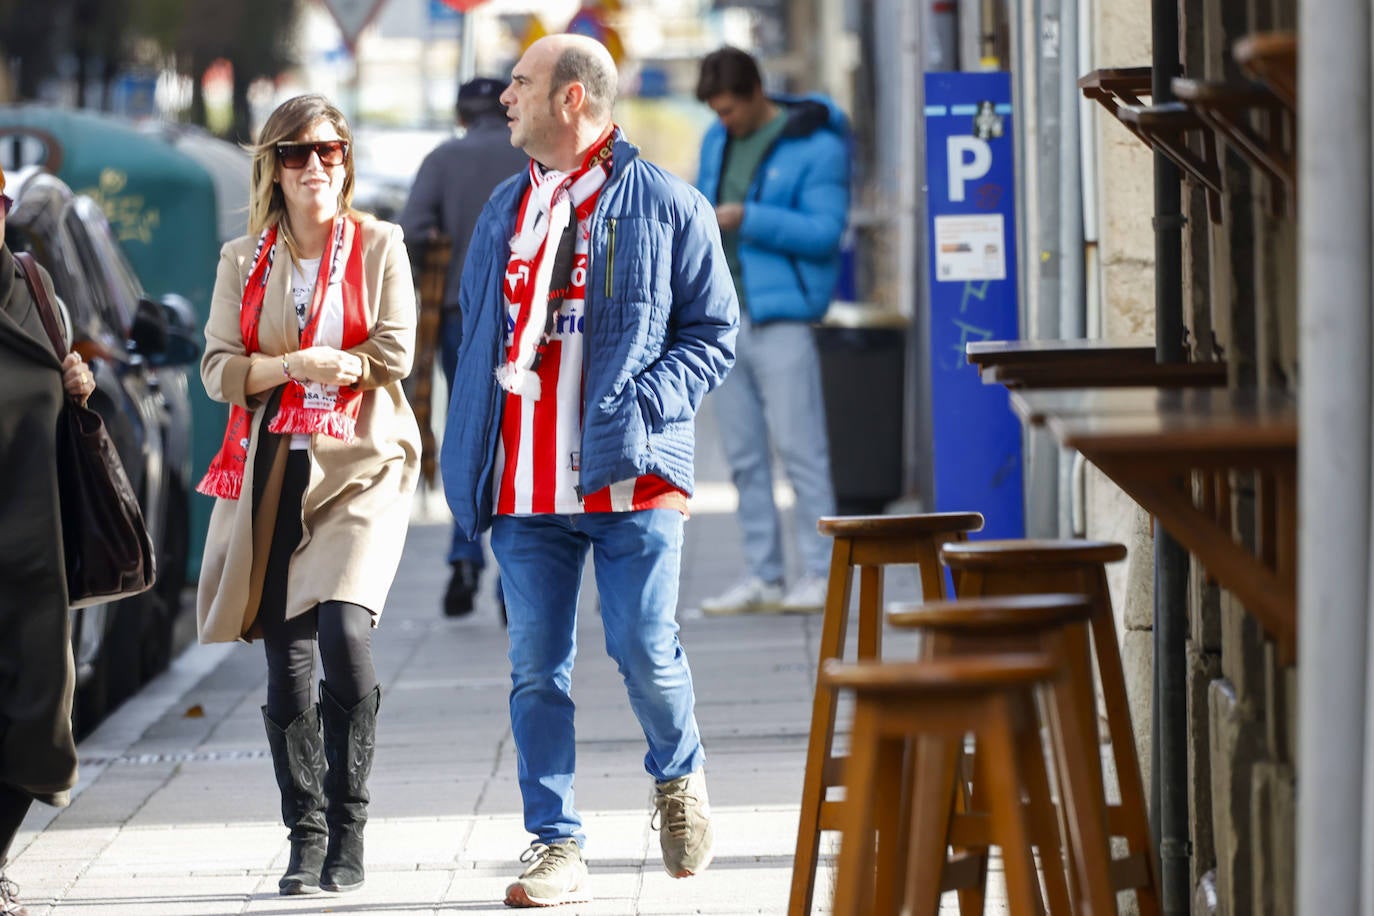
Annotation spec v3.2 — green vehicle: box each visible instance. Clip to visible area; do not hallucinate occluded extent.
[0,105,251,584]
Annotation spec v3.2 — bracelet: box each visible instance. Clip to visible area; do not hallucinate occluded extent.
[281,353,296,383]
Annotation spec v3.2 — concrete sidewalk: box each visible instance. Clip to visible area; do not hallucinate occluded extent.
[9,390,863,915]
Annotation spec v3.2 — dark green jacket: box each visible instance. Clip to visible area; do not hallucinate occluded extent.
[0,244,78,807]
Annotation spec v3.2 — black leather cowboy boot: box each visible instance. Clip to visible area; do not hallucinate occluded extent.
[262,706,328,895]
[319,682,380,893]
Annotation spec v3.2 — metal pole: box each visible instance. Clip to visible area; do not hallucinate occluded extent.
[1149,0,1188,911]
[1296,0,1372,910]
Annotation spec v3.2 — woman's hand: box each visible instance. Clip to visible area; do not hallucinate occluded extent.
[61,352,95,404]
[286,346,363,387]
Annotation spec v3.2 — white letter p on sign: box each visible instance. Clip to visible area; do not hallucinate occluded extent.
[947,136,992,203]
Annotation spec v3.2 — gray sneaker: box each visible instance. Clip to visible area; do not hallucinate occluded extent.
[700,578,784,615]
[0,874,27,916]
[652,770,714,877]
[504,839,591,908]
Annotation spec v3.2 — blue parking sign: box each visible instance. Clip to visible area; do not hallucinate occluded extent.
[924,71,1024,538]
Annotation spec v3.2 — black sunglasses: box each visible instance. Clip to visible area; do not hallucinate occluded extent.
[0,193,12,217]
[276,140,349,169]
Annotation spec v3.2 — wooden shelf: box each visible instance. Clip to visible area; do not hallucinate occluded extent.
[1078,67,1154,130]
[1030,387,1298,664]
[1172,77,1295,214]
[1117,103,1224,222]
[1234,31,1297,113]
[967,338,1226,389]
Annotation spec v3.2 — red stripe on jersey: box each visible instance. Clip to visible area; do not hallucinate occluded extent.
[582,485,611,512]
[496,395,522,515]
[529,340,562,513]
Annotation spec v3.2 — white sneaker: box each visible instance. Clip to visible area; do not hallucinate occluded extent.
[780,576,828,614]
[700,578,784,615]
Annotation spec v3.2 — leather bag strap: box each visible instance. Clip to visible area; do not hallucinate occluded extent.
[14,251,68,361]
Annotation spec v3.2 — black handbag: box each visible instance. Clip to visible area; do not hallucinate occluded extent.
[15,251,156,609]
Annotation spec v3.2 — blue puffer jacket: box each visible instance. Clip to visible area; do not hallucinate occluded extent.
[696,94,851,324]
[440,135,740,539]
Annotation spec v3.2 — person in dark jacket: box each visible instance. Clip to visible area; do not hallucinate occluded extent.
[399,77,527,619]
[693,47,851,616]
[439,33,738,908]
[0,162,98,916]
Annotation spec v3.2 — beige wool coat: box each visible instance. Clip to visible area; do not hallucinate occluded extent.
[196,219,421,644]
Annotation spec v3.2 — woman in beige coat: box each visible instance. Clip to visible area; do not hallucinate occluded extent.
[196,94,419,897]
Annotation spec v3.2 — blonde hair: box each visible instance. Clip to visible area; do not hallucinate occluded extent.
[248,94,360,263]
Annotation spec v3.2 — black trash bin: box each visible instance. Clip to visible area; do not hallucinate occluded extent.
[815,304,908,515]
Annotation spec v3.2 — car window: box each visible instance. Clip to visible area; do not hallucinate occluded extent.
[63,202,131,335]
[73,196,145,322]
[8,216,100,339]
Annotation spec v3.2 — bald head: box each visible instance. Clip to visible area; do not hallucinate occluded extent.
[537,34,618,124]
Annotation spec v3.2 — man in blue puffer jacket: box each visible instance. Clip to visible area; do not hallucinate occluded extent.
[694,47,851,615]
[439,33,738,908]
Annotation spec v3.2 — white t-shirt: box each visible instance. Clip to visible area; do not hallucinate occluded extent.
[288,258,325,450]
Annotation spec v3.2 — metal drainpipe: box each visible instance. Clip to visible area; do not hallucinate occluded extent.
[1149,0,1189,911]
[1297,0,1371,910]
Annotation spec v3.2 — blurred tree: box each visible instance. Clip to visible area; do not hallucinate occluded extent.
[0,0,64,100]
[14,0,306,138]
[175,0,302,141]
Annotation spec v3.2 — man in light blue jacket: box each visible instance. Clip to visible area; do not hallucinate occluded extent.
[694,47,851,615]
[440,33,738,908]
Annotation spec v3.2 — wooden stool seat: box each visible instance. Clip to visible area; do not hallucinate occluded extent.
[823,653,1061,916]
[818,512,987,540]
[889,592,1097,632]
[937,539,1161,916]
[942,538,1128,568]
[789,512,985,916]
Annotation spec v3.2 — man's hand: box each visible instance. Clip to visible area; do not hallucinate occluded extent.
[714,203,744,231]
[290,346,363,387]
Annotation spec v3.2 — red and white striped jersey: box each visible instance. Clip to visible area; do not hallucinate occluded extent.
[493,168,686,518]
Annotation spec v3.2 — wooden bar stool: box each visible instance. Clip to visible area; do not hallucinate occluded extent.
[823,652,1061,916]
[889,593,1114,916]
[940,539,1161,915]
[789,512,984,916]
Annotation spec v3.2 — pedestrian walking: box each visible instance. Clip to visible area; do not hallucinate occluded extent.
[399,76,527,619]
[439,33,739,908]
[693,46,851,616]
[195,94,420,896]
[0,163,98,916]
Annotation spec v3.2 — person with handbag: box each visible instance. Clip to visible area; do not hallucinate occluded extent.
[0,163,98,916]
[196,94,420,897]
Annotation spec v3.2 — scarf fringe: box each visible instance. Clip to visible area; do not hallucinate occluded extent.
[195,467,243,500]
[268,406,358,443]
[495,364,543,400]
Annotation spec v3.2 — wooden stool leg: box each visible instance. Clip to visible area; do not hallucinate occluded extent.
[832,700,885,916]
[956,743,991,916]
[1043,668,1117,914]
[1015,696,1074,915]
[789,539,856,916]
[873,735,907,916]
[906,735,962,916]
[1088,571,1161,916]
[979,695,1043,916]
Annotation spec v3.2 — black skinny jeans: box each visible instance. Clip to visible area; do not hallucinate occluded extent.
[258,450,377,726]
[0,783,31,868]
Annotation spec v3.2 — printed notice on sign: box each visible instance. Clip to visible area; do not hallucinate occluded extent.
[934,214,1006,282]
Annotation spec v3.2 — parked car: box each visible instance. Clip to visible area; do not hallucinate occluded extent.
[5,166,200,734]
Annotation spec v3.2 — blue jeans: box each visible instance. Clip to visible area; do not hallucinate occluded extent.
[712,319,836,583]
[491,510,705,845]
[441,309,485,568]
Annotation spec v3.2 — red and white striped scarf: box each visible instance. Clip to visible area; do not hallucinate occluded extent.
[196,217,368,500]
[495,133,614,399]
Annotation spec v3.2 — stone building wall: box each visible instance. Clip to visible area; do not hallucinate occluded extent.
[1083,0,1297,911]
